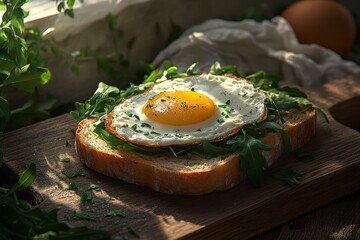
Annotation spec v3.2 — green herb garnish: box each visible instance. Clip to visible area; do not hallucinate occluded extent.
[66,169,86,178]
[272,169,306,187]
[87,184,101,191]
[66,211,97,222]
[60,157,71,162]
[64,140,71,147]
[151,205,158,212]
[80,192,93,203]
[141,123,152,128]
[105,209,126,218]
[66,182,78,190]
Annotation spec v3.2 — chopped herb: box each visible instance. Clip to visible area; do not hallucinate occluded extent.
[217,119,225,124]
[125,112,140,120]
[175,133,185,138]
[146,103,153,108]
[226,108,234,113]
[66,182,78,190]
[60,157,71,163]
[66,211,96,222]
[131,124,142,133]
[226,100,231,105]
[105,209,126,218]
[125,112,134,117]
[180,101,188,109]
[150,131,161,135]
[64,140,71,147]
[160,99,166,102]
[242,92,248,97]
[272,169,305,187]
[121,124,128,128]
[80,192,93,203]
[150,205,158,212]
[87,184,101,191]
[141,123,152,128]
[66,169,86,178]
[197,129,202,132]
[191,87,195,92]
[218,104,227,108]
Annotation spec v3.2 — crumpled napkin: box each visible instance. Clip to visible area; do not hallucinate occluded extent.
[152,17,360,87]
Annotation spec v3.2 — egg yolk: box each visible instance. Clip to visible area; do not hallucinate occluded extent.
[142,91,217,126]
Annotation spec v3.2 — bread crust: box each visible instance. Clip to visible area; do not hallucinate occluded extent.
[76,108,316,195]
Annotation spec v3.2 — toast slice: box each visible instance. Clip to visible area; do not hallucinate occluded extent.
[75,108,316,195]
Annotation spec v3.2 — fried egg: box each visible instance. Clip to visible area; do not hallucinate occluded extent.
[107,74,267,147]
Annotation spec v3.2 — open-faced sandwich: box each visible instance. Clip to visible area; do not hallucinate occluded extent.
[72,62,327,195]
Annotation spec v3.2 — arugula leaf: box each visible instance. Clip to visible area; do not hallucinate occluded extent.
[71,82,120,123]
[246,70,282,90]
[186,62,198,75]
[258,121,292,155]
[239,134,271,187]
[280,86,307,98]
[6,163,36,196]
[210,61,246,77]
[202,141,233,156]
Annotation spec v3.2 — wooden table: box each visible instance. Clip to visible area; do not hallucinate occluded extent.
[2,77,360,240]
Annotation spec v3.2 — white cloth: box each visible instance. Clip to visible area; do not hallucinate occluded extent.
[153,17,360,87]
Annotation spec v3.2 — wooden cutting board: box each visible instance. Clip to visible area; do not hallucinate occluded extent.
[2,77,360,240]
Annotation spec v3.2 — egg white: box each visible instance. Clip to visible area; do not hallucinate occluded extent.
[110,74,266,147]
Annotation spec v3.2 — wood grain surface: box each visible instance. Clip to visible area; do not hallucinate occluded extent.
[2,77,360,240]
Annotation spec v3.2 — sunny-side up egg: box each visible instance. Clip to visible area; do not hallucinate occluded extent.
[108,74,267,147]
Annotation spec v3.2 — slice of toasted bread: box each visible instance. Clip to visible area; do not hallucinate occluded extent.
[75,108,316,195]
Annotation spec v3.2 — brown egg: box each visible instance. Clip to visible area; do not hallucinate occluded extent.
[282,0,357,55]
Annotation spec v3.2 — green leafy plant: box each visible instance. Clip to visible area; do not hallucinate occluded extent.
[0,2,111,238]
[59,13,135,82]
[0,163,109,239]
[0,0,51,131]
[56,0,82,18]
